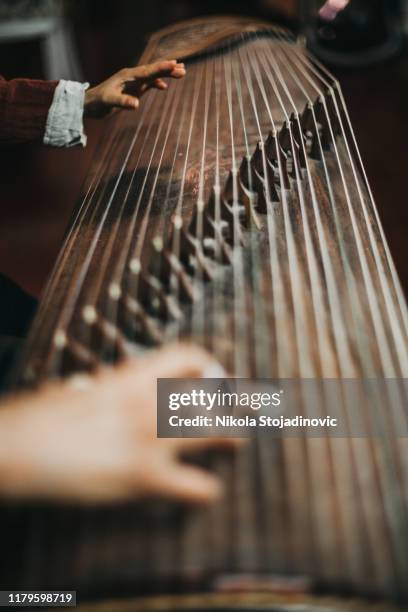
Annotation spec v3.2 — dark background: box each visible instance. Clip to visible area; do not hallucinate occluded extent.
[0,0,407,299]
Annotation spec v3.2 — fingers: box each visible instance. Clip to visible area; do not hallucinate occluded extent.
[154,78,168,90]
[139,78,168,95]
[155,464,222,504]
[119,343,223,381]
[123,60,186,82]
[175,436,244,453]
[143,60,186,80]
[107,92,139,111]
[114,60,185,107]
[168,63,186,79]
[319,0,350,20]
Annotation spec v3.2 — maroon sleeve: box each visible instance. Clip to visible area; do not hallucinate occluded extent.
[0,77,58,145]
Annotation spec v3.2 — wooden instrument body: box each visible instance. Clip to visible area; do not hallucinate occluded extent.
[14,16,407,383]
[3,16,408,611]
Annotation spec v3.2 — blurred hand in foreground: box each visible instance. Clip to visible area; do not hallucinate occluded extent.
[0,345,239,504]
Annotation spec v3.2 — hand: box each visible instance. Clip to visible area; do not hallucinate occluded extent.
[0,345,239,504]
[319,0,350,21]
[84,60,186,118]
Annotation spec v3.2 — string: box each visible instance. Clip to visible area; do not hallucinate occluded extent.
[282,37,408,425]
[270,39,377,583]
[238,40,304,572]
[256,40,332,378]
[45,86,162,373]
[259,36,364,582]
[46,124,139,376]
[106,78,183,353]
[231,36,284,572]
[309,54,408,344]
[108,81,181,290]
[161,62,205,345]
[130,74,192,265]
[289,45,402,378]
[94,80,187,577]
[80,93,167,358]
[205,48,233,572]
[244,33,396,584]
[19,126,119,381]
[179,57,216,577]
[268,37,403,588]
[22,122,126,581]
[145,72,192,341]
[223,45,250,378]
[228,38,312,573]
[273,38,365,376]
[224,39,260,572]
[250,36,323,575]
[38,125,117,317]
[232,39,272,379]
[190,56,214,351]
[278,36,390,380]
[298,45,408,583]
[210,50,230,370]
[277,35,408,587]
[91,80,185,577]
[238,44,295,378]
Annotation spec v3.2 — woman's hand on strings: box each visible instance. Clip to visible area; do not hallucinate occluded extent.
[84,59,186,118]
[0,345,240,505]
[319,0,350,21]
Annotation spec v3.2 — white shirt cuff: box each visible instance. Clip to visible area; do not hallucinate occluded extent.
[43,80,89,148]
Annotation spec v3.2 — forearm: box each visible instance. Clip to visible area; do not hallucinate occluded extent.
[0,77,88,147]
[0,61,186,147]
[0,78,58,145]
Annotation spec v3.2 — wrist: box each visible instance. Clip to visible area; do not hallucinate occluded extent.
[84,88,97,116]
[84,87,109,119]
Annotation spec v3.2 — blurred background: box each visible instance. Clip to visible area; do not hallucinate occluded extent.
[0,0,407,300]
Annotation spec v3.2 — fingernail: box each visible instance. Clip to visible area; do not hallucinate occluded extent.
[202,362,227,379]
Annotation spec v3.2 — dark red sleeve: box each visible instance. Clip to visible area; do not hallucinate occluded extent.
[0,77,58,145]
